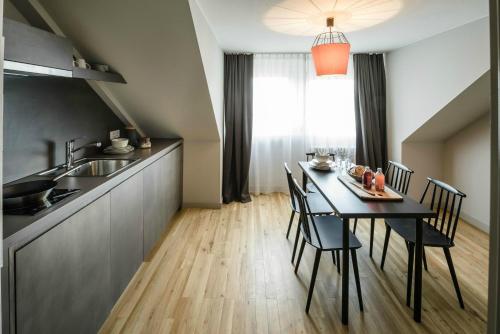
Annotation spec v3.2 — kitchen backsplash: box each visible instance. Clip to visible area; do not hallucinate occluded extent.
[4,75,125,183]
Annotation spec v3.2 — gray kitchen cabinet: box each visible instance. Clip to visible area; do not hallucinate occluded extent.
[142,158,166,257]
[110,172,143,304]
[143,146,182,257]
[14,194,111,334]
[2,141,184,334]
[164,146,183,227]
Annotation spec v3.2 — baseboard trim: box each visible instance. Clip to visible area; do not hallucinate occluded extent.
[460,212,489,233]
[183,202,222,209]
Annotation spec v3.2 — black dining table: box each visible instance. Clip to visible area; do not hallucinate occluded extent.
[299,162,436,325]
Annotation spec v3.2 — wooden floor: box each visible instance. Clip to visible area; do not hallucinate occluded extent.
[100,193,488,333]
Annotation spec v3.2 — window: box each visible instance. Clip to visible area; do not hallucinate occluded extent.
[250,53,356,193]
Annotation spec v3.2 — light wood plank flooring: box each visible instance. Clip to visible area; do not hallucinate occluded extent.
[100,193,488,333]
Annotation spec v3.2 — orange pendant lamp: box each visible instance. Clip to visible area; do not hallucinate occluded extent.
[311,17,350,75]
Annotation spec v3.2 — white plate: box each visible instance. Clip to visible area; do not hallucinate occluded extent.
[309,160,333,170]
[310,159,333,167]
[103,145,135,155]
[311,157,331,164]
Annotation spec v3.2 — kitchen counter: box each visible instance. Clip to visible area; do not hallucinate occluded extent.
[3,138,182,247]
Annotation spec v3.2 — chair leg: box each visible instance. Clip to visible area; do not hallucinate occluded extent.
[286,211,295,239]
[369,218,375,258]
[331,251,336,265]
[353,218,358,234]
[295,238,306,274]
[336,250,341,274]
[444,248,465,309]
[423,247,428,271]
[351,250,364,311]
[291,222,301,264]
[380,225,392,270]
[407,243,415,307]
[306,249,322,313]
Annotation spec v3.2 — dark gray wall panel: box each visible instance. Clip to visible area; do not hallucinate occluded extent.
[4,76,124,183]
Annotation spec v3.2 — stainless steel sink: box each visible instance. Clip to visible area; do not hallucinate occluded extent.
[64,159,138,177]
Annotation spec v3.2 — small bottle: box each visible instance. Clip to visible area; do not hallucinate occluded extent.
[375,168,385,192]
[362,166,373,189]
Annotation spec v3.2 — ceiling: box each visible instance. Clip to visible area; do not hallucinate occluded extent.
[195,0,489,53]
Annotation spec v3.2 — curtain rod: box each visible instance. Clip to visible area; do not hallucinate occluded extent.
[224,51,385,55]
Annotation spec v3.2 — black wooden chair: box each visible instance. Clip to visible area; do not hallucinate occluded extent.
[305,152,335,193]
[284,163,333,264]
[352,160,414,258]
[291,178,364,313]
[380,177,466,308]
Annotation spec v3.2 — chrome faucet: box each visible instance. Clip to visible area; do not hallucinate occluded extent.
[66,138,102,169]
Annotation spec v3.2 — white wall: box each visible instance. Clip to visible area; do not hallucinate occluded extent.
[189,0,224,137]
[444,115,490,232]
[186,0,224,207]
[401,141,444,200]
[386,17,490,162]
[384,13,491,233]
[183,141,222,208]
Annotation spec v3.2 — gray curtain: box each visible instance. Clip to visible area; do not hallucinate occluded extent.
[222,54,253,203]
[353,53,387,171]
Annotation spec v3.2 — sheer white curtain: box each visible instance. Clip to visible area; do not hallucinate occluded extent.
[250,53,355,194]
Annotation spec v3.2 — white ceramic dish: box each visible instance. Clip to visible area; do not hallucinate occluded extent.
[315,155,330,163]
[309,159,333,171]
[111,138,129,149]
[103,145,135,155]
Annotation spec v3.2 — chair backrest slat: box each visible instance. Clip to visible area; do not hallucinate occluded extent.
[284,163,297,211]
[395,168,402,191]
[420,177,466,244]
[419,180,431,203]
[445,194,457,238]
[439,191,450,233]
[292,177,310,238]
[419,180,431,224]
[401,172,408,194]
[433,188,444,229]
[291,178,323,248]
[385,161,414,195]
[428,183,437,225]
[450,197,464,241]
[390,165,396,186]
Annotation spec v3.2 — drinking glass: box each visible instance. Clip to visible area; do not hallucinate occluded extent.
[344,158,351,171]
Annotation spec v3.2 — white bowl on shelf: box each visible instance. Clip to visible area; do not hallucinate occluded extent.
[111,138,129,149]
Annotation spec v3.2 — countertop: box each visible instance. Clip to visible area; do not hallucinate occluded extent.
[3,138,183,248]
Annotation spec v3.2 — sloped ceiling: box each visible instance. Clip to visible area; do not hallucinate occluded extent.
[405,71,490,142]
[37,0,220,141]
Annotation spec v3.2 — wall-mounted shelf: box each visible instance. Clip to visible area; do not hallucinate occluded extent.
[72,67,126,84]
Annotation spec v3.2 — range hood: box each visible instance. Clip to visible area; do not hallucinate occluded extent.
[3,18,126,83]
[4,18,73,78]
[4,60,72,77]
